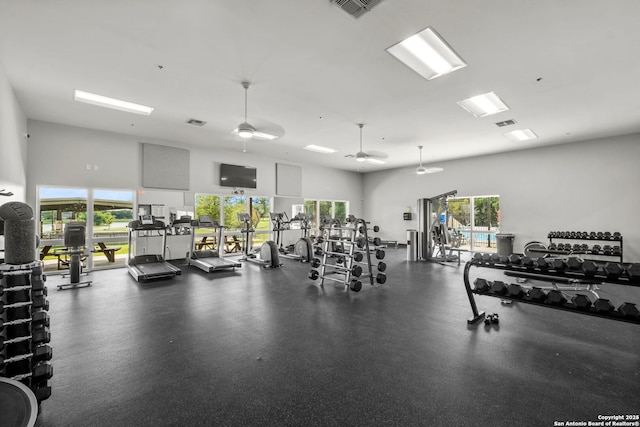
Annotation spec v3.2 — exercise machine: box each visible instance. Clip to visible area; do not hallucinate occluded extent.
[55,222,92,290]
[417,190,460,263]
[126,215,181,282]
[270,212,314,262]
[237,213,281,268]
[187,215,241,273]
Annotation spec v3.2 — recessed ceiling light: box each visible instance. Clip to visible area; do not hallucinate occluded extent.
[504,129,538,142]
[386,26,467,81]
[303,145,337,154]
[231,128,278,140]
[457,92,509,117]
[74,90,154,116]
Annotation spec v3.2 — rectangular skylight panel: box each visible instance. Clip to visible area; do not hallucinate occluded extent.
[386,26,467,81]
[74,90,154,116]
[504,129,538,142]
[303,145,337,154]
[457,92,510,117]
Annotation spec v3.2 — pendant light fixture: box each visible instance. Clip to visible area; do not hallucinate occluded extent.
[416,145,427,174]
[237,81,255,139]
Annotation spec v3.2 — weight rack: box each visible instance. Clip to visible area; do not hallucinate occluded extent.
[463,254,640,325]
[308,217,387,292]
[1,260,53,405]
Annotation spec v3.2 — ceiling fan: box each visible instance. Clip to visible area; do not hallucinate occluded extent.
[346,123,388,164]
[416,145,444,174]
[232,81,281,141]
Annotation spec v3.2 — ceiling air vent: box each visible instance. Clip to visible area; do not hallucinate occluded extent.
[186,118,207,127]
[331,0,384,18]
[495,119,517,127]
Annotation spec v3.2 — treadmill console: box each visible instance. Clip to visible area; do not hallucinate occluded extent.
[141,215,154,225]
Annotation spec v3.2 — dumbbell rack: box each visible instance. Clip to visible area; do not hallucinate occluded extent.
[309,218,387,292]
[462,255,640,325]
[0,261,53,405]
[542,231,623,263]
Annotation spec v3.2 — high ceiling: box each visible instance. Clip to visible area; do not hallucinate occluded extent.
[1,0,639,172]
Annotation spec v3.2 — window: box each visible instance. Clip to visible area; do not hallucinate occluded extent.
[447,195,500,252]
[38,186,134,272]
[304,200,318,229]
[90,189,133,269]
[194,193,272,254]
[304,199,349,234]
[249,196,271,248]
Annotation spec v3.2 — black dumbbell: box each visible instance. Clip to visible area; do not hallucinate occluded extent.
[521,256,534,268]
[507,283,525,298]
[376,273,387,284]
[377,262,386,272]
[566,257,583,270]
[308,270,319,280]
[32,326,51,345]
[618,303,639,319]
[484,313,499,325]
[535,257,549,269]
[625,264,640,283]
[474,278,490,293]
[32,310,50,328]
[603,262,623,279]
[572,294,592,310]
[349,280,362,292]
[33,361,53,381]
[594,298,615,313]
[353,252,364,262]
[582,260,598,276]
[33,344,53,362]
[551,258,566,271]
[529,286,547,302]
[546,290,566,305]
[34,381,52,402]
[375,249,385,260]
[491,280,508,295]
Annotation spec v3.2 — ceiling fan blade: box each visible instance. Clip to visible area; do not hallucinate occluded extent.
[365,150,389,159]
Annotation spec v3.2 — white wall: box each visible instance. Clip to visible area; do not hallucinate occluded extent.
[0,62,28,202]
[363,133,640,262]
[26,120,363,220]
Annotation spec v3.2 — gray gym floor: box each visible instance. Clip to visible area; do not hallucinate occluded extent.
[35,248,639,426]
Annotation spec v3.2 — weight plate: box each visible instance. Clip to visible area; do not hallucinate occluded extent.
[0,377,38,427]
[523,241,547,258]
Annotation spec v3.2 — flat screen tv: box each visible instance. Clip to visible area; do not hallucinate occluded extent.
[219,163,257,189]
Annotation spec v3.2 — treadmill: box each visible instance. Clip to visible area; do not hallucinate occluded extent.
[126,215,181,282]
[187,215,241,273]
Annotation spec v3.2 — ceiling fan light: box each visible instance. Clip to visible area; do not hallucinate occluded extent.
[355,152,367,162]
[416,166,427,175]
[237,122,255,139]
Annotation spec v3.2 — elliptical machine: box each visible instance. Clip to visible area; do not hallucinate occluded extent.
[55,222,92,290]
[237,212,281,268]
[270,212,314,262]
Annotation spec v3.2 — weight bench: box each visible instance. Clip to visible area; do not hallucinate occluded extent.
[92,242,122,263]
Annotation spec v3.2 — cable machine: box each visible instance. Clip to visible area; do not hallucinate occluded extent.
[417,190,458,262]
